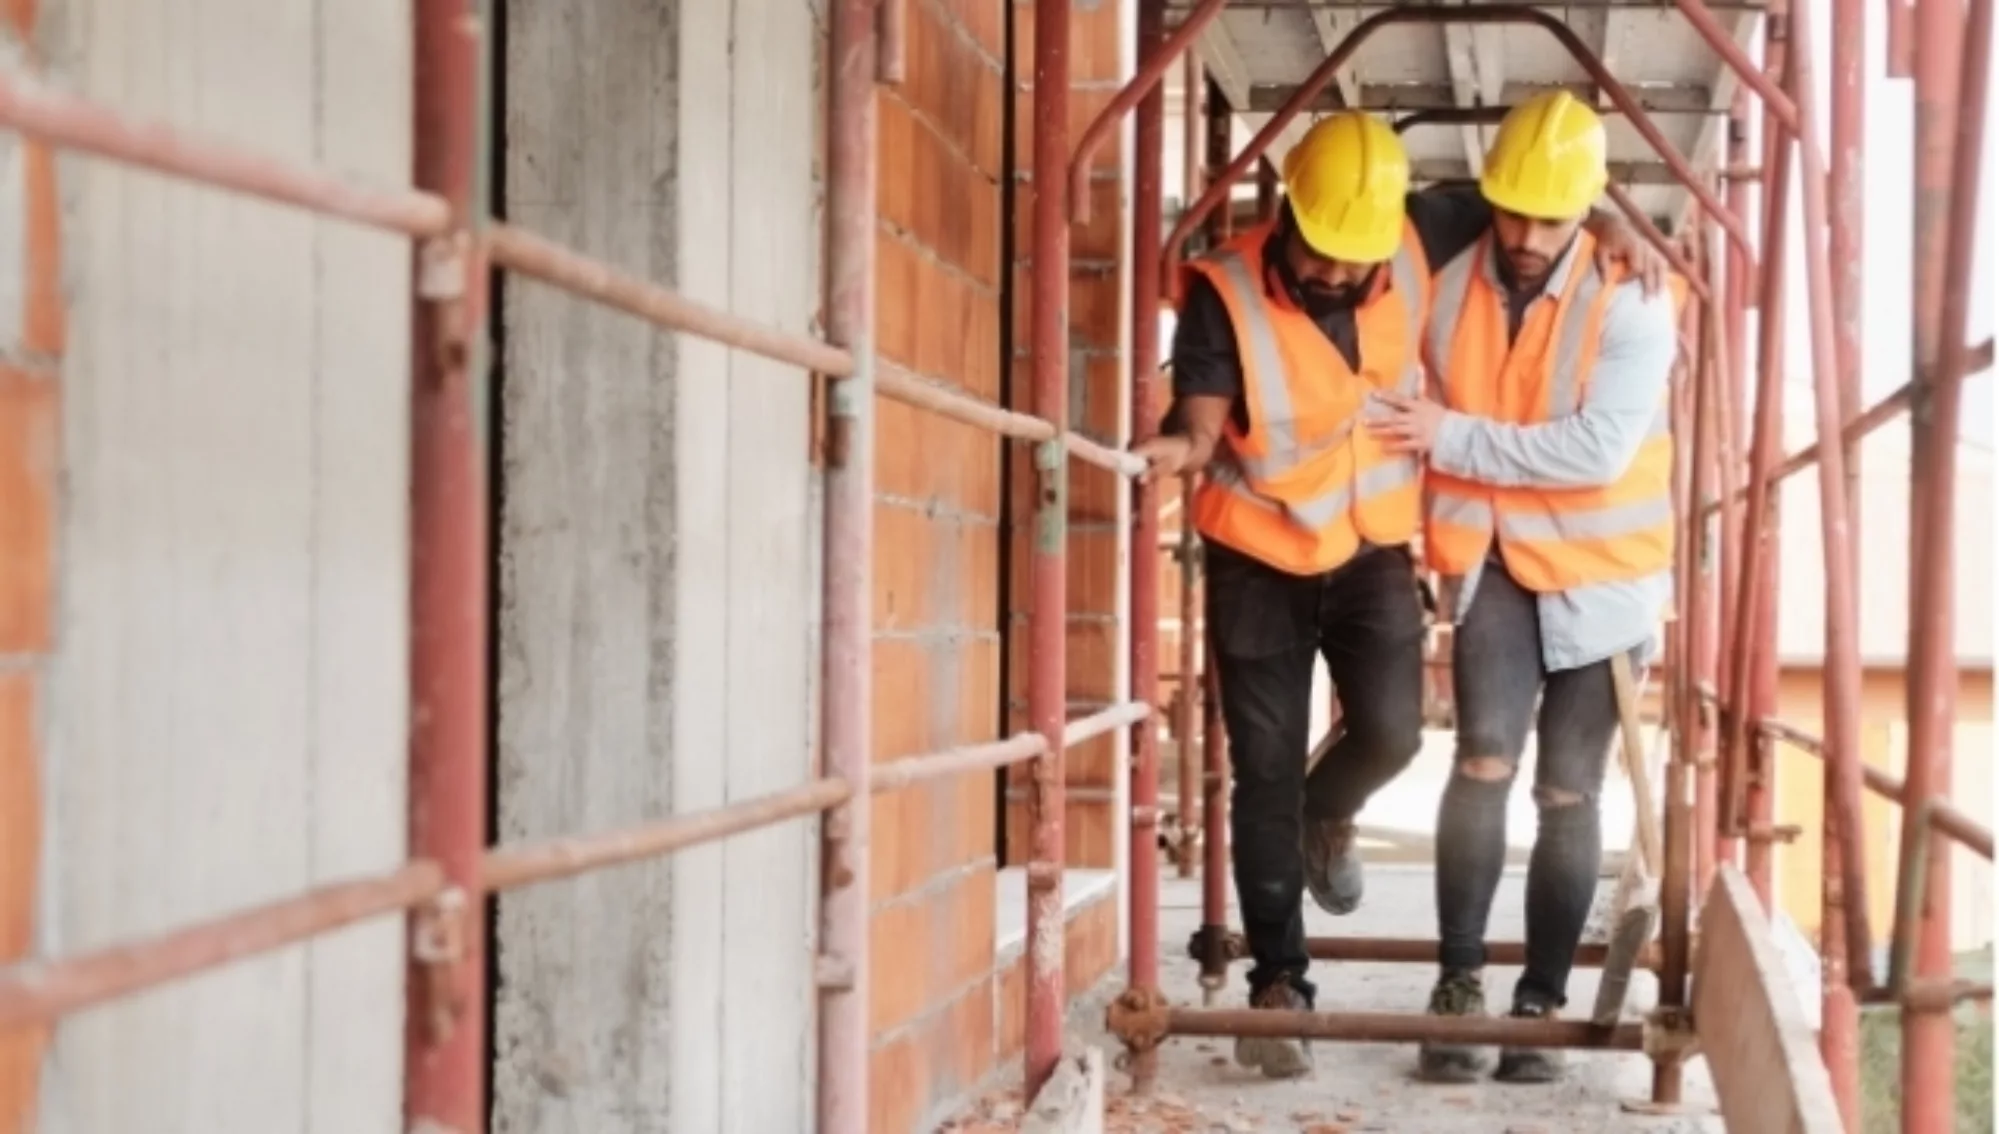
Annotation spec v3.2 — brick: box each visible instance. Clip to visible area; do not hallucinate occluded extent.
[1070,267,1122,347]
[1066,890,1121,992]
[948,765,998,867]
[1068,461,1121,527]
[1065,732,1117,786]
[0,367,53,655]
[957,636,1003,746]
[968,51,1005,181]
[1012,177,1124,265]
[874,637,936,760]
[873,503,936,632]
[872,784,929,900]
[933,975,999,1104]
[1066,799,1117,868]
[1008,3,1121,87]
[963,171,1004,289]
[1066,524,1122,616]
[876,230,920,370]
[995,952,1027,1057]
[879,91,918,236]
[869,1026,930,1134]
[1007,263,1123,350]
[1069,2,1126,84]
[1005,613,1119,704]
[870,865,1000,1038]
[0,672,39,960]
[1012,85,1125,177]
[943,0,1007,68]
[870,895,936,1035]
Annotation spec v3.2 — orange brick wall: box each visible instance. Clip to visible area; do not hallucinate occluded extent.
[865,1,1005,1130]
[866,0,1131,1127]
[0,3,61,1126]
[1003,0,1129,871]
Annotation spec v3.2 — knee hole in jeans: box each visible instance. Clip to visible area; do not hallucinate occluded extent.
[1532,784,1592,810]
[1455,755,1515,782]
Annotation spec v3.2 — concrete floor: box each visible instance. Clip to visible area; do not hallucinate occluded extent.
[946,735,1732,1133]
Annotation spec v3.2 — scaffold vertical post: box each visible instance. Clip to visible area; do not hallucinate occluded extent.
[1713,93,1752,884]
[1786,0,1879,996]
[405,1,492,1129]
[1124,0,1167,1093]
[1822,0,1868,1114]
[1026,0,1073,1098]
[818,0,880,1126]
[1896,0,1987,1119]
[1732,0,1791,908]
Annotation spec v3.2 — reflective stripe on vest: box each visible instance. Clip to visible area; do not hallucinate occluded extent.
[1203,236,1425,491]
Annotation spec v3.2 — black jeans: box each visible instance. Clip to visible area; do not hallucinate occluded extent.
[1434,561,1639,1009]
[1206,540,1427,999]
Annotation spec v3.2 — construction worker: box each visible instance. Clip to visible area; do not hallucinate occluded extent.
[1365,90,1683,1085]
[1133,110,1666,1081]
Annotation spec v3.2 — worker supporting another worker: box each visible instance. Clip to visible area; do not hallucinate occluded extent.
[1367,90,1684,1085]
[1133,110,1666,1081]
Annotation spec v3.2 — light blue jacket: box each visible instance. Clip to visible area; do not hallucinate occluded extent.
[1422,236,1681,673]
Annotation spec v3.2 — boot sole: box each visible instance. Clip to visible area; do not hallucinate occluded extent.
[1234,1035,1313,1079]
[1494,1051,1564,1083]
[1415,1048,1490,1084]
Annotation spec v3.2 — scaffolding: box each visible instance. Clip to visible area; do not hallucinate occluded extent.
[0,0,1990,1131]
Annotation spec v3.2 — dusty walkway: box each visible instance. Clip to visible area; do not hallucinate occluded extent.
[950,865,1724,1133]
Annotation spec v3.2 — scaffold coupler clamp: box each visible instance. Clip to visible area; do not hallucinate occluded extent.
[1641,1004,1701,1065]
[412,886,470,1044]
[1106,985,1171,1062]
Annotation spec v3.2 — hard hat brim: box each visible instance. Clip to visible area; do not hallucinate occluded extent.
[1290,209,1400,265]
[1478,171,1604,223]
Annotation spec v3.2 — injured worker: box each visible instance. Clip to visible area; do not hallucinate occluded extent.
[1364,90,1685,1085]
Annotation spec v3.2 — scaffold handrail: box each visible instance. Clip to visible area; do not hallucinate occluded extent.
[0,70,1146,482]
[0,776,855,1033]
[0,862,448,1031]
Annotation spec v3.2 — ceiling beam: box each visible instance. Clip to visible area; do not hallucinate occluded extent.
[1198,15,1314,179]
[1322,80,1718,115]
[1438,5,1508,174]
[1306,4,1364,110]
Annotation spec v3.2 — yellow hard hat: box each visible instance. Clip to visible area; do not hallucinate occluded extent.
[1280,112,1409,264]
[1479,90,1609,221]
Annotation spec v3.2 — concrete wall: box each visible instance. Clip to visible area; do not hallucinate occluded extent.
[23,1,416,1131]
[491,0,820,1130]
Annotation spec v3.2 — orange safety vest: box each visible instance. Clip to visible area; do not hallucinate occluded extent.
[1186,220,1432,576]
[1421,233,1687,592]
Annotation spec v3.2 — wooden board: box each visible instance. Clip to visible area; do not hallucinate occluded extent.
[1692,868,1846,1134]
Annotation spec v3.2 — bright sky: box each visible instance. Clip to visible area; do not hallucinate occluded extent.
[1764,0,1997,449]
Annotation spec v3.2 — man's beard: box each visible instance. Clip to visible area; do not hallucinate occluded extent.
[1499,246,1552,287]
[1297,281,1365,318]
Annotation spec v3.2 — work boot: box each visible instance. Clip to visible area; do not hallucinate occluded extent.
[1494,1001,1567,1083]
[1232,981,1314,1080]
[1302,816,1363,915]
[1415,969,1491,1083]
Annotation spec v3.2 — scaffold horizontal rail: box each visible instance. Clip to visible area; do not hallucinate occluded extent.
[0,862,447,1031]
[1756,715,1995,859]
[871,734,1049,793]
[481,776,854,892]
[0,71,1147,481]
[1063,701,1155,746]
[1164,1007,1646,1050]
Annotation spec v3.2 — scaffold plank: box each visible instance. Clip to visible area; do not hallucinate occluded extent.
[1691,868,1845,1134]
